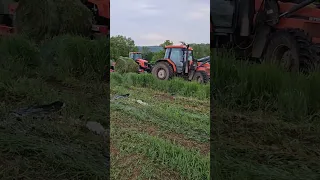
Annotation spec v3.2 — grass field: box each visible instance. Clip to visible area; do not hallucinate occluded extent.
[0,35,109,179]
[212,51,320,180]
[110,73,210,180]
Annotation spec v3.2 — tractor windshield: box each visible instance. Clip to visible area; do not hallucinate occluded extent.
[134,53,142,60]
[129,53,142,60]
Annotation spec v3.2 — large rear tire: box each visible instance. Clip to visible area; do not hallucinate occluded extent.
[151,61,174,80]
[193,71,209,84]
[263,29,315,73]
[310,43,320,69]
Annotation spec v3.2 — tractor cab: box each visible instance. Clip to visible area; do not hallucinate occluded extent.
[164,45,193,74]
[129,52,143,61]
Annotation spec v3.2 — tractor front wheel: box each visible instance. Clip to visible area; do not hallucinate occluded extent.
[151,62,173,80]
[193,71,209,84]
[264,29,315,73]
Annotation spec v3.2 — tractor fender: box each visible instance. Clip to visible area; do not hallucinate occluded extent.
[252,25,271,58]
[87,0,110,19]
[196,66,210,77]
[154,59,177,73]
[196,66,207,71]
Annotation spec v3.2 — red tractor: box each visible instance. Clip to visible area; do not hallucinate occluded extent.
[151,43,210,83]
[0,0,109,37]
[211,0,320,73]
[129,52,152,73]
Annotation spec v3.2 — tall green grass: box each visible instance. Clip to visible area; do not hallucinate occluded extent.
[111,72,210,100]
[212,50,320,121]
[0,35,109,81]
[0,35,109,178]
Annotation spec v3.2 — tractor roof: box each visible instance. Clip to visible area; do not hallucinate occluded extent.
[165,45,193,50]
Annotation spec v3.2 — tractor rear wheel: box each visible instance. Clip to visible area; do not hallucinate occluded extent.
[151,61,173,80]
[310,43,320,69]
[193,71,209,84]
[264,29,315,73]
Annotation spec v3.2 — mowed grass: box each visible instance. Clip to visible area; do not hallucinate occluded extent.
[212,51,320,180]
[110,73,210,180]
[0,35,109,179]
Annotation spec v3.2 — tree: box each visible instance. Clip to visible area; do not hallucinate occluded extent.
[110,35,138,60]
[110,36,209,63]
[160,40,173,48]
[190,43,210,59]
[151,51,165,63]
[141,47,154,60]
[150,40,172,63]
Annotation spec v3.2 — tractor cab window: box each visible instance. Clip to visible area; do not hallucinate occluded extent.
[169,48,183,64]
[164,48,170,59]
[188,50,193,61]
[211,0,235,28]
[129,53,142,60]
[134,53,142,60]
[181,49,193,61]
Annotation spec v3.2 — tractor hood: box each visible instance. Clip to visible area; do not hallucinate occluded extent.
[136,59,148,63]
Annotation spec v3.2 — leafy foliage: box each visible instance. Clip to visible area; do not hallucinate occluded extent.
[110,35,138,60]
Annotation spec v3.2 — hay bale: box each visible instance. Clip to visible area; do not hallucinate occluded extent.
[15,0,58,41]
[55,0,92,36]
[115,56,139,74]
[15,0,92,41]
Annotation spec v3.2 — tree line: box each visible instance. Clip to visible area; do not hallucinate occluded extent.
[110,35,210,63]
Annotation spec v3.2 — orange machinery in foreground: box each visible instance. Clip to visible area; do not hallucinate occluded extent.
[211,0,320,72]
[0,0,110,37]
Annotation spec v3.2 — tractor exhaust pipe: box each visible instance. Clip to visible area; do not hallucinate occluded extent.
[185,44,189,74]
[279,0,315,18]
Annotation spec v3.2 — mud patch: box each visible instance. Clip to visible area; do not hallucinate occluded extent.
[110,144,119,156]
[164,132,209,155]
[146,126,158,136]
[115,154,144,180]
[112,112,209,155]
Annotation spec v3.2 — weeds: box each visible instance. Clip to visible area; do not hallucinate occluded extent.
[0,35,109,179]
[111,72,210,100]
[110,75,209,179]
[212,50,320,179]
[212,51,320,121]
